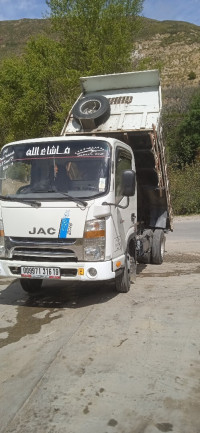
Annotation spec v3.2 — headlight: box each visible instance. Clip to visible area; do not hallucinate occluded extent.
[0,219,5,257]
[84,219,105,261]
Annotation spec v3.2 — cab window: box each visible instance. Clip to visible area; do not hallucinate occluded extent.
[115,149,132,203]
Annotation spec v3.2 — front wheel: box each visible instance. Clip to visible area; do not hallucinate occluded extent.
[20,278,43,294]
[151,229,165,264]
[115,253,131,293]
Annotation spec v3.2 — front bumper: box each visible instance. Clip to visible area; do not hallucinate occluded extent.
[0,259,118,282]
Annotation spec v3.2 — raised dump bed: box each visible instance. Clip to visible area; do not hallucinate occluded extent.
[62,70,173,231]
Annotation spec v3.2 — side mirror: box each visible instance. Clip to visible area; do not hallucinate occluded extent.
[121,170,136,197]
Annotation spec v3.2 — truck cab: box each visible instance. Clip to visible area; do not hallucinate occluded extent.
[0,135,136,293]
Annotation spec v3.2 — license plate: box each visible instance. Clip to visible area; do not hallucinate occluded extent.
[21,266,60,279]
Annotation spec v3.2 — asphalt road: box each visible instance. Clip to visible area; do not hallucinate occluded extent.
[167,215,200,253]
[0,216,200,433]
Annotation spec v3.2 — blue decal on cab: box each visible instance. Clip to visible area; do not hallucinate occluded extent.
[59,217,70,238]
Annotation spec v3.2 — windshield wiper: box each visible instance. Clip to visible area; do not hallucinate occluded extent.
[31,188,55,193]
[56,193,87,208]
[0,195,41,208]
[28,188,87,207]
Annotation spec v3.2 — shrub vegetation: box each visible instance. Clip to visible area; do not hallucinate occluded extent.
[163,87,200,215]
[169,163,200,215]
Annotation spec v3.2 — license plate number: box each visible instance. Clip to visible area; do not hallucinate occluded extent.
[21,266,60,279]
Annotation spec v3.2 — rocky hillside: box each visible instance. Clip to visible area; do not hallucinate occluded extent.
[133,18,200,88]
[0,17,200,89]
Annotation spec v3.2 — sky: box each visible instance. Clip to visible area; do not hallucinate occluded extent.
[142,0,200,26]
[0,0,200,26]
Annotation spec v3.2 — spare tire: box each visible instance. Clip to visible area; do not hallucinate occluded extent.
[72,94,110,127]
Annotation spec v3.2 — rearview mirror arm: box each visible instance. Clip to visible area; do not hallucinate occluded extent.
[102,197,129,209]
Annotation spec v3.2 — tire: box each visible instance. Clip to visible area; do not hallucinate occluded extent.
[137,250,151,264]
[115,253,131,293]
[20,278,43,294]
[72,95,110,127]
[130,256,137,284]
[151,229,165,264]
[137,229,152,264]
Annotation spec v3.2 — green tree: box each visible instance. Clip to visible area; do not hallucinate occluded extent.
[46,0,143,75]
[0,36,79,144]
[19,36,79,137]
[162,86,197,165]
[169,162,200,214]
[175,92,200,166]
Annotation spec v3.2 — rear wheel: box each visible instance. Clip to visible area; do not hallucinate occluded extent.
[115,253,131,293]
[137,229,152,264]
[20,278,43,294]
[137,250,151,264]
[151,229,165,264]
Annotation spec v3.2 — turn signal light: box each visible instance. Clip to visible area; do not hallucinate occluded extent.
[84,229,105,239]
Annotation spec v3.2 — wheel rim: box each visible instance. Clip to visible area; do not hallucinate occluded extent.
[80,100,101,115]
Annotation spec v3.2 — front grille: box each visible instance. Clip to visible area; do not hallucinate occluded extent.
[5,237,84,262]
[11,246,77,263]
[11,237,76,244]
[12,251,77,263]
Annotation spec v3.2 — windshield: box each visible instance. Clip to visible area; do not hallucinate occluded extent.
[0,140,111,200]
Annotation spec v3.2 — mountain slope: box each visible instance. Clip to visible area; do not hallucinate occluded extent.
[0,17,200,88]
[0,18,50,60]
[133,18,200,87]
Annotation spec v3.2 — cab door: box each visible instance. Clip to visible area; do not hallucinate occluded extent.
[112,146,137,257]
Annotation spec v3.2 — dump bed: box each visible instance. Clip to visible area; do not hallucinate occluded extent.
[62,70,161,134]
[62,70,173,230]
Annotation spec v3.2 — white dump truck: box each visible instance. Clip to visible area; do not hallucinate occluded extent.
[0,70,172,293]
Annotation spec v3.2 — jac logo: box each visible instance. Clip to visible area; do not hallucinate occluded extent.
[29,227,56,235]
